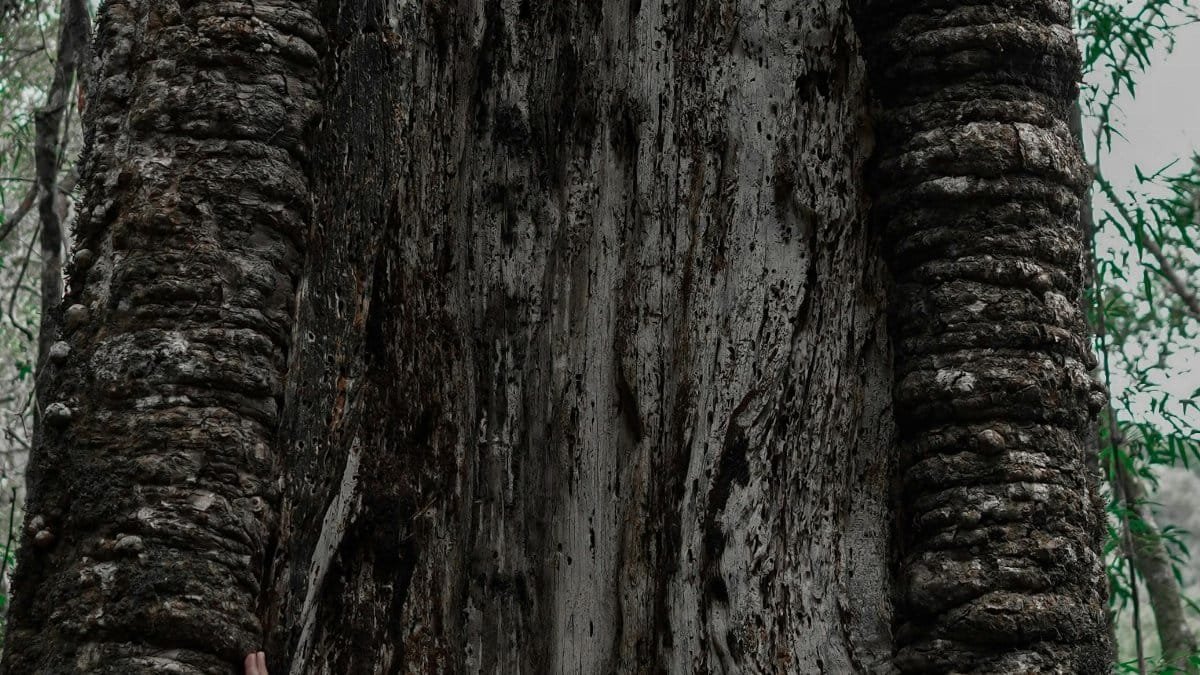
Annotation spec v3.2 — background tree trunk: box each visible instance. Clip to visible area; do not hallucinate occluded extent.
[857,0,1112,671]
[1118,447,1199,673]
[32,0,87,372]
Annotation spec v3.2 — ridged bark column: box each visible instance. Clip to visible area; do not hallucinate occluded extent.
[857,1,1112,671]
[1,0,322,669]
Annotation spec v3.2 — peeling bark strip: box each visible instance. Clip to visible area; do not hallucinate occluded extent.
[857,1,1112,671]
[1,0,322,670]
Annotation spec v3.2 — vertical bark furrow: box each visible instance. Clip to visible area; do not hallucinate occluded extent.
[2,0,322,670]
[857,2,1110,672]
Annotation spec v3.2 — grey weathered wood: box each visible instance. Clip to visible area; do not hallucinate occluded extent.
[269,1,895,672]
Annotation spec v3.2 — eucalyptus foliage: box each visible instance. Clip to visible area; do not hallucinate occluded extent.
[1077,0,1200,670]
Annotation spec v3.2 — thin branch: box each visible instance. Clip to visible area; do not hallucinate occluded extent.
[0,40,50,80]
[1,427,30,453]
[0,184,37,245]
[6,225,37,343]
[0,171,78,252]
[1095,173,1200,322]
[1142,234,1200,319]
[22,383,35,421]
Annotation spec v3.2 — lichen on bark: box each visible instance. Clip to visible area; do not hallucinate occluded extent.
[856,0,1113,671]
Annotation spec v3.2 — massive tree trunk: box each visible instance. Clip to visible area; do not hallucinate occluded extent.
[1,0,1109,673]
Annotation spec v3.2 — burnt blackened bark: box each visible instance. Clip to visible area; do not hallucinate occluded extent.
[857,1,1112,672]
[270,0,894,672]
[2,0,323,670]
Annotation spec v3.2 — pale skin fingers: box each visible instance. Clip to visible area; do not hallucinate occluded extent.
[244,651,268,675]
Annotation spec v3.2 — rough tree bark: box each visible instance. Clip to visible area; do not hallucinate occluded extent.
[856,0,1111,671]
[1,0,1110,673]
[3,0,322,668]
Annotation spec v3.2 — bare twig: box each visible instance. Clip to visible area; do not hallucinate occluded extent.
[6,225,38,343]
[0,184,37,245]
[1,426,30,452]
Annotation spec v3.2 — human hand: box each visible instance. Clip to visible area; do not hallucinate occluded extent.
[244,651,268,675]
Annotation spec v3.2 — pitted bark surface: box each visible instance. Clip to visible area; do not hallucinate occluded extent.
[857,1,1111,672]
[1,0,322,670]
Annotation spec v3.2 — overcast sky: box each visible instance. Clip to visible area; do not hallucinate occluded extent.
[1097,23,1200,190]
[1086,22,1200,416]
